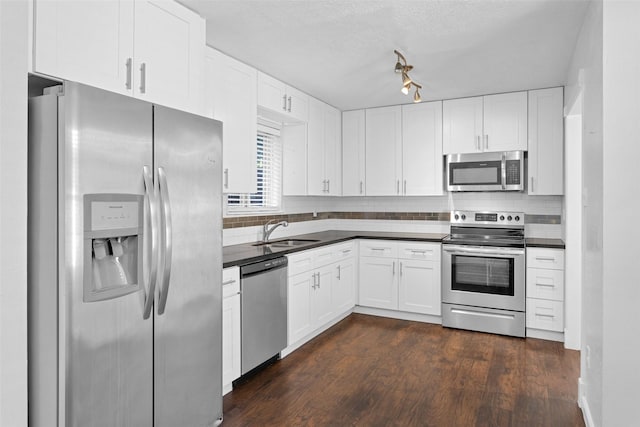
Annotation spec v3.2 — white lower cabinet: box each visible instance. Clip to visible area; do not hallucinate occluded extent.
[526,248,565,335]
[358,240,441,315]
[286,242,356,347]
[222,266,241,395]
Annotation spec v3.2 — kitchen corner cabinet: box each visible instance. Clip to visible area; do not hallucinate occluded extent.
[359,240,441,315]
[307,98,341,196]
[342,110,366,196]
[287,242,355,346]
[222,267,241,394]
[365,106,403,196]
[528,87,564,195]
[443,92,527,154]
[401,101,444,195]
[33,0,205,114]
[205,48,257,194]
[257,72,308,123]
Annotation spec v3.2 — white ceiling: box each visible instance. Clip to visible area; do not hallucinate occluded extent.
[181,0,589,111]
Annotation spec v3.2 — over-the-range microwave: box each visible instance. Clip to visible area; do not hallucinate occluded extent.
[446,151,524,192]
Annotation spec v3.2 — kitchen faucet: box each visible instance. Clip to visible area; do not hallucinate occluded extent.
[262,219,288,243]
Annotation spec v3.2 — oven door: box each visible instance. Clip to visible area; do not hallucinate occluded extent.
[442,244,525,311]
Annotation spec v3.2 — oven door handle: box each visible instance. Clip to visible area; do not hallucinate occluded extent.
[443,245,524,257]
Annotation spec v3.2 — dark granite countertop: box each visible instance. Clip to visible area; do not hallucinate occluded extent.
[223,230,448,268]
[525,238,566,249]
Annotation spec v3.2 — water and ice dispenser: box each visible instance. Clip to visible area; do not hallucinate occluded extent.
[83,194,144,302]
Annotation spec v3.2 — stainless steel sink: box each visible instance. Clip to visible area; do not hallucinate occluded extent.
[253,239,320,247]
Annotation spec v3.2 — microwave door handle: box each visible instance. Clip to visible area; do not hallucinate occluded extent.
[501,153,507,190]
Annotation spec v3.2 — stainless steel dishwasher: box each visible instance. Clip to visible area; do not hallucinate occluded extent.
[240,256,288,375]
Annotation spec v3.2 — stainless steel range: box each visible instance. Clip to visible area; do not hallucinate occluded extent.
[441,210,526,337]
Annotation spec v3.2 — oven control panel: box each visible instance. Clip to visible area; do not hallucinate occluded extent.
[450,210,524,226]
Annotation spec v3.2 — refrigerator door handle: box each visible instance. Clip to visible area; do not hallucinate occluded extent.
[142,166,158,319]
[157,166,173,315]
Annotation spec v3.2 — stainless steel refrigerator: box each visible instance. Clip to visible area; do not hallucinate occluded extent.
[28,82,223,427]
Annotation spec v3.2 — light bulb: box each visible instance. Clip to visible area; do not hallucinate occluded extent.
[401,84,410,95]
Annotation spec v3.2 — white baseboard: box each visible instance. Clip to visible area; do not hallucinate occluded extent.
[281,309,353,358]
[353,306,442,325]
[222,383,232,396]
[578,378,594,427]
[526,328,564,342]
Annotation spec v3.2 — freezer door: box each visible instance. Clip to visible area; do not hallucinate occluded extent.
[153,106,223,426]
[60,82,154,426]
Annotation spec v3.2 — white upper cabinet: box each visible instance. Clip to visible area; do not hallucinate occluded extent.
[307,98,341,196]
[528,87,564,195]
[205,47,257,194]
[401,101,444,196]
[257,71,308,123]
[443,92,527,154]
[342,110,366,196]
[282,123,308,196]
[365,106,403,196]
[33,0,205,114]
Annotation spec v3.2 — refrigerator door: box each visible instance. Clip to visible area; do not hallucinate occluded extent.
[61,82,154,426]
[153,106,223,426]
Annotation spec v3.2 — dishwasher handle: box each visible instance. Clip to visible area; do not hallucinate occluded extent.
[240,257,288,278]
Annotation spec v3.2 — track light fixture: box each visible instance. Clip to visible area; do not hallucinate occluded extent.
[393,49,422,103]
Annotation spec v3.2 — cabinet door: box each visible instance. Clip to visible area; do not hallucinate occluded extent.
[398,259,441,315]
[288,272,313,345]
[358,257,398,309]
[134,0,205,113]
[312,267,334,327]
[443,97,483,154]
[402,101,443,195]
[307,98,326,195]
[528,87,564,195]
[33,0,134,96]
[342,110,366,196]
[482,91,528,152]
[365,106,402,195]
[332,259,356,314]
[205,48,257,194]
[282,123,308,195]
[286,85,309,122]
[222,294,241,393]
[257,71,287,114]
[324,105,341,196]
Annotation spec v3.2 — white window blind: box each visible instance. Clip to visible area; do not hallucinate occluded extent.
[227,124,282,213]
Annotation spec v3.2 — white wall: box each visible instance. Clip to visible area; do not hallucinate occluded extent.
[0,1,29,426]
[565,0,603,424]
[601,1,640,424]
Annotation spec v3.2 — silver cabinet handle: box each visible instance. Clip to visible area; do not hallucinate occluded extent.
[403,180,407,195]
[222,279,237,286]
[535,256,556,261]
[337,265,341,280]
[322,180,327,192]
[125,58,132,90]
[476,136,481,151]
[142,166,159,320]
[342,249,352,254]
[360,181,363,194]
[399,261,403,276]
[157,166,173,315]
[139,62,146,94]
[287,96,292,112]
[396,180,400,195]
[371,247,386,252]
[485,135,489,150]
[224,168,229,189]
[392,261,396,275]
[282,94,287,111]
[535,313,556,319]
[327,179,330,193]
[536,282,556,288]
[316,272,321,288]
[530,177,535,193]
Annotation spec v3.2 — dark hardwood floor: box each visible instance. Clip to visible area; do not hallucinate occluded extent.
[223,314,584,426]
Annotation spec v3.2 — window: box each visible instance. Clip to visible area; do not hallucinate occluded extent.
[227,124,282,213]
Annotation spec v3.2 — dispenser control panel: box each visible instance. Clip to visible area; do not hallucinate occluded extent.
[90,200,139,231]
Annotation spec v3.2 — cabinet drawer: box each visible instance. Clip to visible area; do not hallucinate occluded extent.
[527,268,564,301]
[526,298,564,332]
[332,241,356,260]
[397,242,440,261]
[314,245,336,268]
[527,248,564,270]
[287,249,318,276]
[359,240,397,258]
[222,266,240,298]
